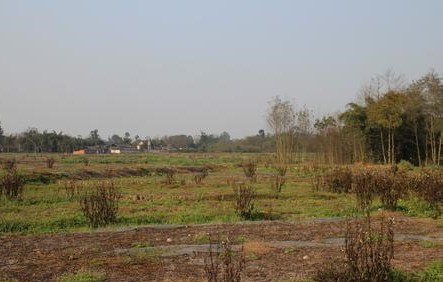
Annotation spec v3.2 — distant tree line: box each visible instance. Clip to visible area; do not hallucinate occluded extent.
[1,70,441,164]
[0,124,273,154]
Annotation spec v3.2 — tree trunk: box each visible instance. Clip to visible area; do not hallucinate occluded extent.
[438,132,442,166]
[414,122,422,166]
[387,127,392,164]
[391,129,395,164]
[380,129,387,164]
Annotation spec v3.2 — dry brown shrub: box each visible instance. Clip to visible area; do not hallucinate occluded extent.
[352,169,377,211]
[323,166,353,194]
[241,161,257,183]
[194,169,209,185]
[314,214,394,282]
[46,157,55,168]
[232,182,255,219]
[271,165,287,194]
[413,168,443,217]
[0,168,24,200]
[79,181,121,228]
[204,235,245,282]
[374,166,410,210]
[2,158,16,171]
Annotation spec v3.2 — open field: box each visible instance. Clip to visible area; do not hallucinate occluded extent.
[1,153,442,281]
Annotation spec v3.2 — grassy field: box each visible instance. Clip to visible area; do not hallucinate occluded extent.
[0,152,440,235]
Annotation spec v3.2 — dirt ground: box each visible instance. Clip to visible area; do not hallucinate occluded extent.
[1,214,443,282]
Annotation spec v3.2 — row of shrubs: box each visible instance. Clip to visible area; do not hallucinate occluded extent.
[318,166,443,216]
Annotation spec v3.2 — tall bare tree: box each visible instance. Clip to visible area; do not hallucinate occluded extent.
[267,97,296,164]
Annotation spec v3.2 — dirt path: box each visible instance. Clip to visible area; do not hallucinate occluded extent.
[1,215,442,281]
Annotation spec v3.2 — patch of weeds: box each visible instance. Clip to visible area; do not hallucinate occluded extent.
[47,216,87,230]
[0,277,20,282]
[126,247,162,265]
[284,247,295,254]
[0,219,31,233]
[400,198,439,218]
[420,260,443,281]
[56,270,105,282]
[246,253,260,261]
[172,212,213,224]
[234,235,248,244]
[419,240,440,248]
[194,232,210,244]
[388,269,418,282]
[131,241,153,249]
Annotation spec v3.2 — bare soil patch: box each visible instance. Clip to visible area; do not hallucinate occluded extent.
[1,216,442,281]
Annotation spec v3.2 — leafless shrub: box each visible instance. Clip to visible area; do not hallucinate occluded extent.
[232,182,255,219]
[160,167,176,185]
[2,158,16,171]
[323,166,353,194]
[79,181,121,228]
[271,165,287,194]
[46,157,55,169]
[310,174,324,192]
[194,169,209,184]
[0,168,25,200]
[345,215,394,281]
[62,179,81,200]
[82,157,89,166]
[226,177,239,186]
[241,161,257,183]
[204,235,245,282]
[314,214,394,282]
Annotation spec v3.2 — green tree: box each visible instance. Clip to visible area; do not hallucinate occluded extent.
[367,91,407,164]
[123,132,132,145]
[339,103,368,162]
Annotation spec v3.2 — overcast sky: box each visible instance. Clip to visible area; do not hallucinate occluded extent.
[1,1,442,139]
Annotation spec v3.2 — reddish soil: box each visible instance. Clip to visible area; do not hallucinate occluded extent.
[1,214,442,282]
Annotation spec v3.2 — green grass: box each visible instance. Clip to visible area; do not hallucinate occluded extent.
[420,260,443,281]
[56,270,105,282]
[0,152,440,235]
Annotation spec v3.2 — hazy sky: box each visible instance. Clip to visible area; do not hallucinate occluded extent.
[1,1,442,139]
